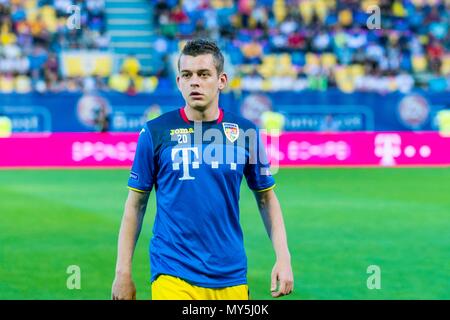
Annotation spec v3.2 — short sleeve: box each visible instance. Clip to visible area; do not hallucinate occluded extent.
[127,125,155,193]
[244,127,276,192]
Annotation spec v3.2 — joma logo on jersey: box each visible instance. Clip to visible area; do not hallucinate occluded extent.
[170,128,194,136]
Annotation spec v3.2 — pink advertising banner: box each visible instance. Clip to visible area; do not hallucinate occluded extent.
[263,131,450,167]
[0,132,449,168]
[0,133,138,168]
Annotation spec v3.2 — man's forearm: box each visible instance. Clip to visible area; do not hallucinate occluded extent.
[255,189,294,297]
[257,190,291,260]
[115,192,148,276]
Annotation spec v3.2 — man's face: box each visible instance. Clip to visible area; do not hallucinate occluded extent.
[177,54,227,111]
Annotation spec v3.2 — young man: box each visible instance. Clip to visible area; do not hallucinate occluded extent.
[112,39,293,300]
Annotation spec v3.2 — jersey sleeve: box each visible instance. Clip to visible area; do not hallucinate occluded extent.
[244,127,276,192]
[127,124,155,193]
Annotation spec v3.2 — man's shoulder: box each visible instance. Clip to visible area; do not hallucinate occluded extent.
[145,109,180,129]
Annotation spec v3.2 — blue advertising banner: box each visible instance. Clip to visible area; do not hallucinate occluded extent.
[237,90,449,132]
[0,90,447,133]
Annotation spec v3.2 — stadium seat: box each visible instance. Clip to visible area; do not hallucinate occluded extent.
[321,53,337,70]
[273,0,287,23]
[304,53,320,74]
[349,64,365,78]
[338,9,353,27]
[400,54,413,72]
[334,66,355,93]
[277,54,296,77]
[229,76,242,90]
[441,55,450,75]
[412,55,428,73]
[64,56,84,77]
[40,5,58,33]
[229,48,244,65]
[108,73,130,93]
[314,0,329,23]
[178,23,195,36]
[257,54,277,78]
[0,24,17,45]
[142,76,159,93]
[92,56,113,77]
[291,51,305,67]
[14,75,32,94]
[0,75,15,93]
[428,77,448,92]
[299,0,314,25]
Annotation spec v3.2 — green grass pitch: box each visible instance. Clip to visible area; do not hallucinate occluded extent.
[0,167,449,299]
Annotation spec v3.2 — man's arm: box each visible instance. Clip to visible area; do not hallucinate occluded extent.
[253,188,294,298]
[112,189,150,300]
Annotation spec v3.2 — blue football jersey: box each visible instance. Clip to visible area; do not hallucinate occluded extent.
[127,107,275,288]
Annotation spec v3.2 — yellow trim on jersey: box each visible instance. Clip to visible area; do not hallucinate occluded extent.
[255,184,276,193]
[151,275,249,300]
[127,186,149,193]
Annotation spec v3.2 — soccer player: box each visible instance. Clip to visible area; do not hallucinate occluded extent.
[112,39,293,300]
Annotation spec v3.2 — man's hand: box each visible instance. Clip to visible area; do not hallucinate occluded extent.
[112,274,137,300]
[270,259,294,298]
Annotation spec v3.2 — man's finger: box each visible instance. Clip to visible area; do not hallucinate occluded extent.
[286,282,293,295]
[270,273,278,292]
[272,280,287,298]
[284,280,293,295]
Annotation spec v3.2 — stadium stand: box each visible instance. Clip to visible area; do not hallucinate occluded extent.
[0,0,448,94]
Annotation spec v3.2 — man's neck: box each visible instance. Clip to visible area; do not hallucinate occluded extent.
[184,105,219,122]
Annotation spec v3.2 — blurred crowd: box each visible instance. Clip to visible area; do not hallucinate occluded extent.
[0,0,448,94]
[152,0,449,93]
[0,0,108,93]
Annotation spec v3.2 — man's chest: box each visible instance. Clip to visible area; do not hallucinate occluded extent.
[153,124,249,181]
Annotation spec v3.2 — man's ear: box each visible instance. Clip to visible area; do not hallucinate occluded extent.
[176,75,181,90]
[218,72,228,91]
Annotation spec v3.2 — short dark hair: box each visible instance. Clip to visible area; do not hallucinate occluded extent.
[178,39,224,75]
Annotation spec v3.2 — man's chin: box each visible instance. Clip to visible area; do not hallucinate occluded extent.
[188,101,208,110]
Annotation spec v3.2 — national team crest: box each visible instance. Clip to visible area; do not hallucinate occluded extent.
[222,122,239,143]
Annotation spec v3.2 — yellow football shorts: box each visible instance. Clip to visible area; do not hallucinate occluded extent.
[151,274,249,300]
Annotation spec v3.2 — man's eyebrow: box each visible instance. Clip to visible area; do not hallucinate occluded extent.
[180,69,212,73]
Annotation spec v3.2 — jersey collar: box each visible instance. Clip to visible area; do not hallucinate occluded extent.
[179,107,224,125]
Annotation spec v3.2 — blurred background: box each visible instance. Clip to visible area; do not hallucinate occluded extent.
[0,0,449,300]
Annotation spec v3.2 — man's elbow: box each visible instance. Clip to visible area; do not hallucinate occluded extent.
[255,189,276,209]
[125,190,149,214]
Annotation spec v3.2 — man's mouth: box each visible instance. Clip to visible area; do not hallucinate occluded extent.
[190,92,203,99]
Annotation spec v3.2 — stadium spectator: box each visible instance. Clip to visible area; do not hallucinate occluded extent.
[93,102,110,132]
[121,54,141,78]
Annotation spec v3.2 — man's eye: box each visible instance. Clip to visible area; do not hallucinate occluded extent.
[200,73,208,77]
[182,74,190,78]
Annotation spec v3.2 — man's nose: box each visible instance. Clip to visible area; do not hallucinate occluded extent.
[189,74,200,87]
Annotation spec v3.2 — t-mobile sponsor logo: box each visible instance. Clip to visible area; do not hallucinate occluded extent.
[171,147,200,181]
[374,134,402,166]
[171,146,239,180]
[72,141,137,162]
[374,133,432,165]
